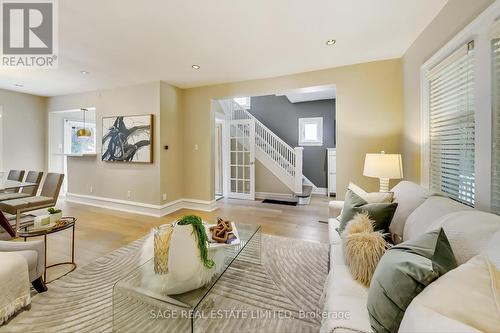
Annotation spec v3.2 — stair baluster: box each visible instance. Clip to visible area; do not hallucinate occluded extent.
[223,100,303,193]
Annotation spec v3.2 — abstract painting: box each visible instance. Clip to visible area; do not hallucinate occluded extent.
[102,115,153,163]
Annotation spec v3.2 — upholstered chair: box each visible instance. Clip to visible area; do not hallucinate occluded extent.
[0,170,26,194]
[0,171,43,202]
[0,240,47,292]
[0,173,64,232]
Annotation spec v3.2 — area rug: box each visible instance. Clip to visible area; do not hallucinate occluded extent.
[0,234,329,333]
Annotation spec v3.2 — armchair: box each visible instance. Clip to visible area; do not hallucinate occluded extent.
[0,240,47,292]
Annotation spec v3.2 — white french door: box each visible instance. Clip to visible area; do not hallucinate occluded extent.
[228,119,255,200]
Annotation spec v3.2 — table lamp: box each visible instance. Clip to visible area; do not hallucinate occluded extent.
[363,152,403,192]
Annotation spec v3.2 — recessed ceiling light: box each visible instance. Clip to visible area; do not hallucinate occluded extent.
[191,65,200,70]
[80,70,89,75]
[325,39,336,46]
[14,84,24,87]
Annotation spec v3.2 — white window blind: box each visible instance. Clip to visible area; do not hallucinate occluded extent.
[428,41,475,206]
[492,38,500,214]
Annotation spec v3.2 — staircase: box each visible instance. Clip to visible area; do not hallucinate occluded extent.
[220,100,315,204]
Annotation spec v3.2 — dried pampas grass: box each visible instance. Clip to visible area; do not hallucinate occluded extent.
[342,212,387,287]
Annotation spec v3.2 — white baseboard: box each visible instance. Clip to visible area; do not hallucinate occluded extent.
[255,191,294,200]
[65,192,217,218]
[175,198,217,213]
[312,187,328,195]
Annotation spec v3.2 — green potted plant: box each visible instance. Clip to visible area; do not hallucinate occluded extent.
[47,207,62,224]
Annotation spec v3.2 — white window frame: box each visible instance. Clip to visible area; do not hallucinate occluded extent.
[298,117,323,146]
[420,1,500,211]
[63,119,97,155]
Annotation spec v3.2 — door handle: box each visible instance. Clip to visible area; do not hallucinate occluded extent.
[249,161,255,165]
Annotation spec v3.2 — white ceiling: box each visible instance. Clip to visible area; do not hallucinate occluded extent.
[0,0,447,97]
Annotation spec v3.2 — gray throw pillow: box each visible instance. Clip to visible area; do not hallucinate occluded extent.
[367,228,458,333]
[338,189,398,234]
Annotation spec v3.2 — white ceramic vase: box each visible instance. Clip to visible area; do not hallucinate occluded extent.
[34,214,51,228]
[165,223,222,295]
[49,212,63,224]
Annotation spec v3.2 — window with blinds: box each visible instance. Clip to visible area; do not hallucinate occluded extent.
[427,41,475,206]
[492,38,500,214]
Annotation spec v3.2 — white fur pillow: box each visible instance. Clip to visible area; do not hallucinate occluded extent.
[342,213,387,287]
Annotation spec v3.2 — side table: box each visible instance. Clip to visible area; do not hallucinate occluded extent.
[17,217,77,283]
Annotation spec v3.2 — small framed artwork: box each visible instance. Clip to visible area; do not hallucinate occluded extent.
[102,114,153,163]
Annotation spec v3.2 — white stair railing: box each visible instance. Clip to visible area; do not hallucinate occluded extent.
[225,100,303,193]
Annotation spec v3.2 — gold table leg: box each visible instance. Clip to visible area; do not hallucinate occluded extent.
[45,224,77,283]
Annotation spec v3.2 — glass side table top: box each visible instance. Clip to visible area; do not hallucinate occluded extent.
[17,217,76,237]
[113,222,261,329]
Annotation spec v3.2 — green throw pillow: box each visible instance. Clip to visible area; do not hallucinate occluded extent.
[338,189,398,234]
[367,228,458,333]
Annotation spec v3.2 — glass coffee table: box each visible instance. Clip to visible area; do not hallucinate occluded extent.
[112,222,261,333]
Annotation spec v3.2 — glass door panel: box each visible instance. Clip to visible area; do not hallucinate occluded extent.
[228,119,255,200]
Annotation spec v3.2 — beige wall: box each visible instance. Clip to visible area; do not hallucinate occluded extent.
[5,59,404,206]
[0,89,47,172]
[183,59,404,201]
[402,0,495,183]
[255,160,292,195]
[160,82,184,203]
[6,2,495,207]
[47,82,163,205]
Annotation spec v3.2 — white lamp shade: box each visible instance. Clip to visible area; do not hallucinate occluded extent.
[363,153,403,179]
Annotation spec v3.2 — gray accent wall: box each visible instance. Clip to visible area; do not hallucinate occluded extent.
[248,95,335,188]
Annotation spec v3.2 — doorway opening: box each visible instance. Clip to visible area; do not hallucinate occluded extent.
[47,108,96,196]
[212,85,336,203]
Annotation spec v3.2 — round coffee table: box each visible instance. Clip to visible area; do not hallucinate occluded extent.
[17,217,77,283]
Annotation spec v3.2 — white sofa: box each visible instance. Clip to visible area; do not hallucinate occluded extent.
[321,181,500,333]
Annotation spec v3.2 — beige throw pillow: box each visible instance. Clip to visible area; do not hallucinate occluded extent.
[402,255,500,333]
[427,211,500,265]
[342,213,387,287]
[348,182,394,203]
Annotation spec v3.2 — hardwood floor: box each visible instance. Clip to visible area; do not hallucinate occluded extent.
[5,195,330,282]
